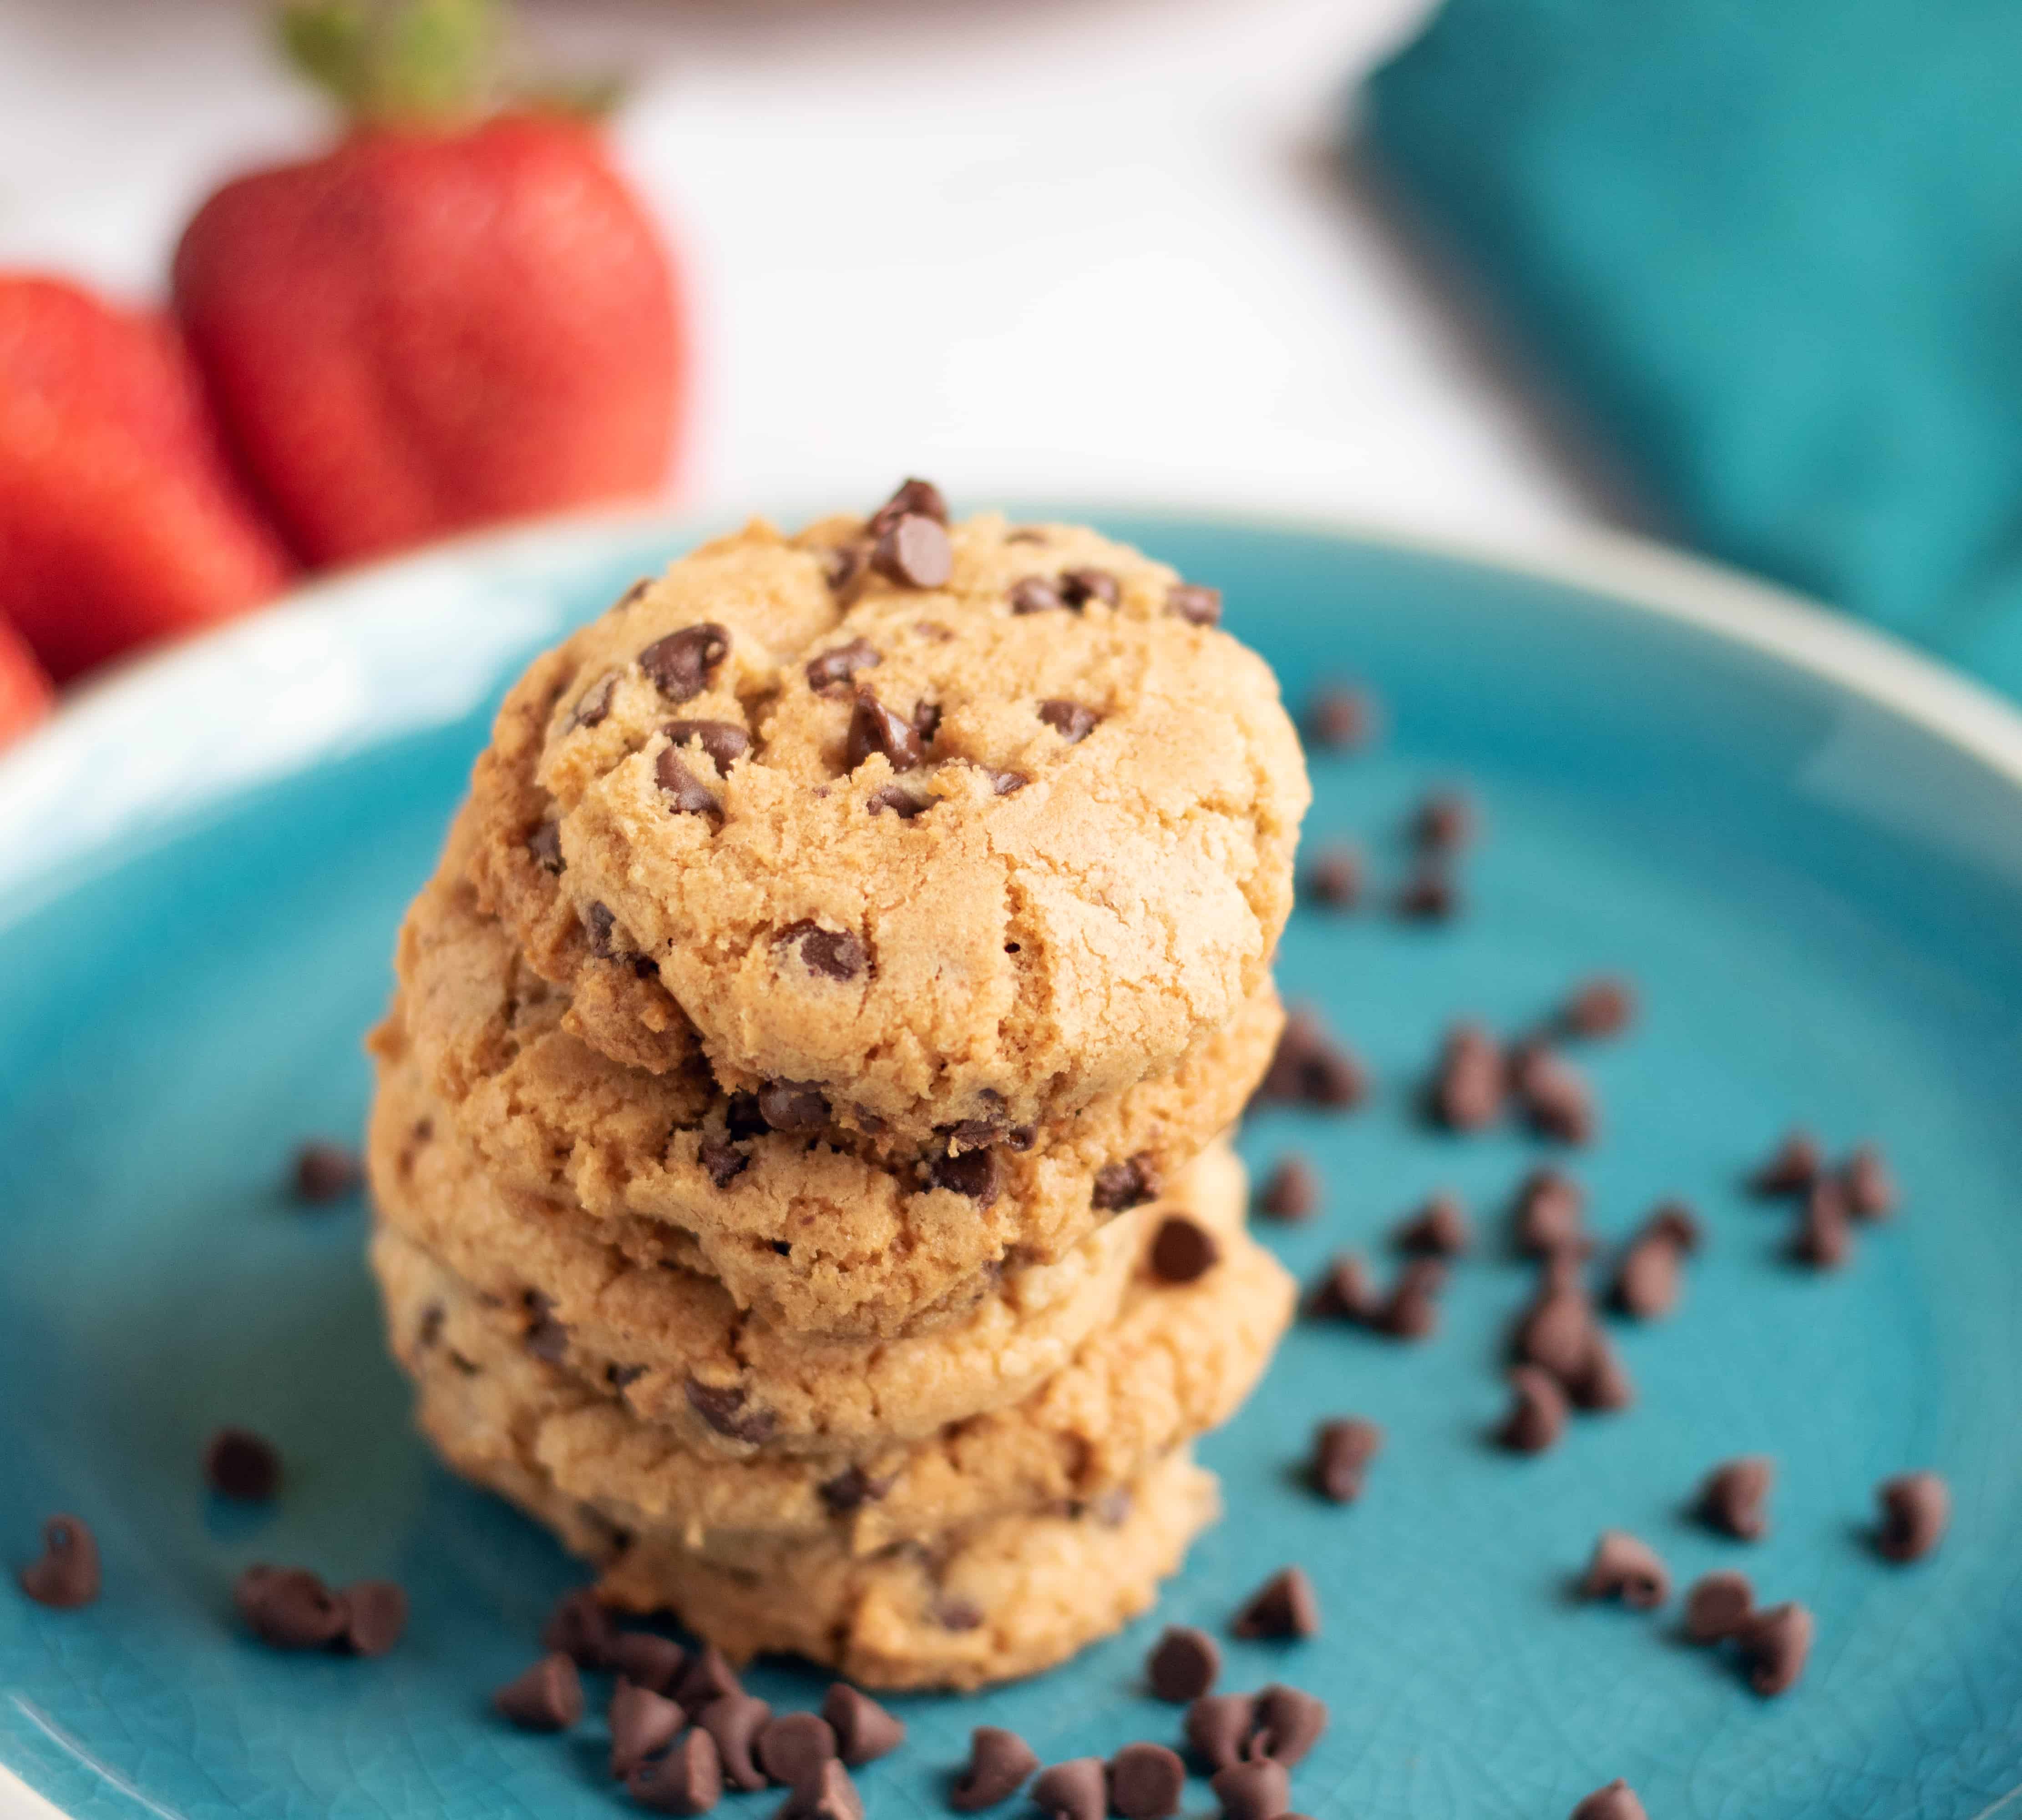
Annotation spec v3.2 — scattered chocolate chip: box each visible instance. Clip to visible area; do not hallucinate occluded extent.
[926,1146,1003,1206]
[1306,684,1376,751]
[615,578,654,610]
[1030,1756,1107,1820]
[630,1727,724,1815]
[822,544,868,597]
[236,1564,347,1649]
[1110,1743,1186,1820]
[1876,1471,1949,1562]
[685,1377,777,1446]
[777,920,867,982]
[699,1141,749,1188]
[933,1595,984,1631]
[1231,1566,1319,1639]
[757,1712,838,1789]
[1580,1531,1670,1608]
[1303,843,1362,909]
[204,1427,279,1501]
[1251,1684,1328,1766]
[335,1579,406,1655]
[1566,1336,1635,1412]
[1740,1602,1813,1695]
[1146,1625,1220,1702]
[951,1725,1039,1810]
[1093,1153,1158,1212]
[821,1685,904,1766]
[1509,1042,1595,1144]
[611,1678,688,1778]
[1413,789,1476,853]
[1394,865,1459,921]
[1257,1155,1319,1221]
[1748,1129,1820,1197]
[677,1643,743,1710]
[817,1466,893,1516]
[846,689,926,772]
[611,1631,687,1694]
[1396,1192,1470,1256]
[1184,1692,1257,1773]
[663,719,751,775]
[1513,1285,1596,1382]
[1166,582,1222,627]
[1210,1757,1291,1820]
[1254,1008,1367,1110]
[1310,1416,1383,1503]
[16,1514,98,1608]
[1612,1228,1686,1320]
[1791,1178,1853,1269]
[871,515,952,589]
[806,638,881,695]
[867,783,928,819]
[608,1363,648,1392]
[1428,1023,1503,1130]
[775,1758,862,1820]
[1842,1143,1898,1220]
[1497,1367,1568,1453]
[657,746,722,817]
[759,1080,830,1132]
[983,765,1028,795]
[1009,576,1066,614]
[640,624,730,703]
[1305,1253,1378,1323]
[1377,1258,1445,1339]
[494,1653,583,1730]
[568,671,618,732]
[542,1584,619,1668]
[1571,1780,1647,1820]
[522,1289,570,1363]
[867,478,948,536]
[416,1302,444,1349]
[1699,1456,1774,1540]
[1059,568,1119,609]
[911,696,943,740]
[1513,1168,1587,1256]
[1037,699,1099,743]
[528,820,564,873]
[698,1691,773,1791]
[291,1141,360,1204]
[1559,976,1636,1039]
[1683,1570,1754,1643]
[1150,1216,1221,1284]
[583,901,620,959]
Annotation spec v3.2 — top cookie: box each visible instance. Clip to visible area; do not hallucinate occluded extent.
[464,484,1308,1143]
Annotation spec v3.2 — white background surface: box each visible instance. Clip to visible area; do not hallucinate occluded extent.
[0,0,1640,552]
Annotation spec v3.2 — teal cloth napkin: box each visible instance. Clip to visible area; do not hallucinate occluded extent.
[1363,0,2022,697]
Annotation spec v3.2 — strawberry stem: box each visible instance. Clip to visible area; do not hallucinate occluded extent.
[279,0,512,127]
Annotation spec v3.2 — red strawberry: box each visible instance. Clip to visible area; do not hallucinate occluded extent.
[0,275,294,682]
[0,613,56,751]
[172,0,685,567]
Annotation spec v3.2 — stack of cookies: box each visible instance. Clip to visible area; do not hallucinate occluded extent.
[366,486,1309,1689]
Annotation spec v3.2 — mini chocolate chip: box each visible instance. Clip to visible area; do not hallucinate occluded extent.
[1307,684,1377,750]
[607,1363,648,1394]
[1311,1416,1383,1503]
[1059,568,1120,609]
[725,1092,768,1141]
[1258,1155,1318,1221]
[204,1427,280,1501]
[1683,1570,1754,1643]
[1166,582,1222,627]
[1377,1257,1445,1339]
[657,746,722,817]
[1110,1743,1186,1820]
[698,1691,773,1791]
[611,1631,687,1694]
[1748,1128,1821,1196]
[334,1579,406,1655]
[630,1727,724,1815]
[1513,1286,1596,1382]
[663,718,751,775]
[292,1140,360,1204]
[1513,1168,1586,1255]
[1010,576,1066,614]
[416,1302,444,1349]
[1395,865,1459,921]
[759,1080,830,1132]
[1428,1023,1502,1129]
[699,1140,749,1188]
[934,1596,984,1631]
[775,1758,862,1820]
[528,820,564,873]
[1037,699,1099,743]
[685,1377,777,1446]
[1497,1367,1568,1453]
[17,1515,98,1608]
[1030,1757,1107,1820]
[543,1585,619,1668]
[871,514,952,589]
[912,698,943,743]
[1252,1683,1328,1766]
[1700,1456,1774,1540]
[1185,1691,1257,1772]
[1612,1232,1684,1320]
[1305,1253,1378,1322]
[867,783,928,818]
[1741,1602,1813,1695]
[817,1466,893,1516]
[1571,1780,1648,1820]
[951,1725,1039,1810]
[609,1678,686,1778]
[1231,1565,1319,1639]
[777,920,867,981]
[1510,1042,1595,1143]
[816,1689,902,1771]
[1791,1179,1853,1268]
[984,766,1029,795]
[1093,1153,1158,1212]
[806,637,881,694]
[1210,1758,1291,1820]
[1396,1192,1470,1256]
[758,1712,838,1788]
[1581,1531,1670,1608]
[846,689,926,772]
[867,477,948,536]
[1254,1007,1367,1109]
[1147,1625,1220,1702]
[494,1653,584,1729]
[926,1146,1002,1206]
[1842,1142,1899,1220]
[568,671,618,732]
[1304,843,1362,908]
[1876,1471,1949,1562]
[1559,975,1636,1038]
[236,1565,346,1649]
[1414,789,1476,853]
[1567,1335,1635,1411]
[639,623,729,702]
[583,901,620,959]
[1150,1216,1220,1284]
[824,544,868,597]
[677,1642,744,1709]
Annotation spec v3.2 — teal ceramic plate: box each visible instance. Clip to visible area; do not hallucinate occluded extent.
[4,508,2021,1820]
